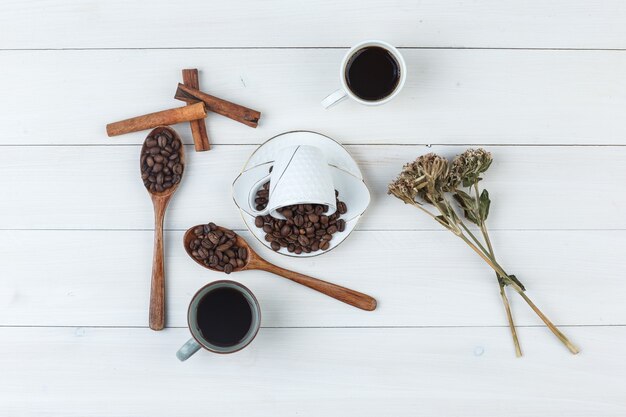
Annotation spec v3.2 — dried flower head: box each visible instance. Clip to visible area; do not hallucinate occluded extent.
[450,148,493,187]
[388,153,452,204]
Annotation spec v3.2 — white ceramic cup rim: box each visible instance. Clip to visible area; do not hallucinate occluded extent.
[339,39,406,106]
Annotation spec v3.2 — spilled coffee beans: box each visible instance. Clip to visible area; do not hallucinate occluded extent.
[254,180,348,254]
[141,129,183,193]
[188,223,247,274]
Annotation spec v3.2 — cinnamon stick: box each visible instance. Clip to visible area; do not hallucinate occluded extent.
[106,102,206,137]
[182,69,210,151]
[174,83,260,128]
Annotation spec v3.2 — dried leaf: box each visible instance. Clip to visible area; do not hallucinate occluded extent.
[479,189,491,221]
[435,215,449,228]
[453,190,479,225]
[503,274,526,291]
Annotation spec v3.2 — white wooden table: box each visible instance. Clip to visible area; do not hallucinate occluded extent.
[1,1,625,415]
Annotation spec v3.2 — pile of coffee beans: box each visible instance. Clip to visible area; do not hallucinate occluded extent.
[254,180,348,254]
[188,223,247,274]
[141,129,183,193]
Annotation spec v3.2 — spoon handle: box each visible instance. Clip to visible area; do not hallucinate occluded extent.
[149,195,169,330]
[258,263,377,311]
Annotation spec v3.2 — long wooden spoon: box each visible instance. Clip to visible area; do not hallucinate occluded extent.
[141,126,185,330]
[183,225,377,311]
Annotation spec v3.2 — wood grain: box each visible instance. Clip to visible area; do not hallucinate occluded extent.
[183,226,377,311]
[141,126,185,331]
[148,194,169,330]
[1,229,623,327]
[1,327,624,417]
[1,145,624,231]
[182,69,210,151]
[2,0,626,49]
[2,49,626,145]
[2,2,626,414]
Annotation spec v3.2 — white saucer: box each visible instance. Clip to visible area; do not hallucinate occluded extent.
[243,131,363,179]
[233,131,370,258]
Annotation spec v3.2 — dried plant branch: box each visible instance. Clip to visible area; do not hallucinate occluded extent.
[388,148,579,356]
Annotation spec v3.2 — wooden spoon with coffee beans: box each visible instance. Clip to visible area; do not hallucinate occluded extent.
[140,126,185,330]
[184,223,377,311]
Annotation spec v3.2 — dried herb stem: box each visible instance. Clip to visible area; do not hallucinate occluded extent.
[388,148,580,355]
[473,183,522,357]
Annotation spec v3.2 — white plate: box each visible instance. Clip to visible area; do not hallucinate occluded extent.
[233,131,370,258]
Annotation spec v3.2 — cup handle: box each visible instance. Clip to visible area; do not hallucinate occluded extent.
[249,173,272,216]
[176,338,201,362]
[321,89,348,109]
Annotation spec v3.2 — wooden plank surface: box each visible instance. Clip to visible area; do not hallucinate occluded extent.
[1,229,622,327]
[2,1,626,415]
[1,327,624,417]
[0,145,624,231]
[1,1,626,49]
[1,49,626,145]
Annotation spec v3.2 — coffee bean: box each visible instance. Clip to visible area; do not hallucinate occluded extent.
[280,225,291,236]
[208,232,220,245]
[250,179,348,254]
[216,241,233,252]
[141,129,183,193]
[188,223,250,273]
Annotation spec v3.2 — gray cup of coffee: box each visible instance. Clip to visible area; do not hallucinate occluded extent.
[176,280,261,361]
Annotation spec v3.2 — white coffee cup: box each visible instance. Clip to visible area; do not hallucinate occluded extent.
[249,145,337,219]
[321,39,406,109]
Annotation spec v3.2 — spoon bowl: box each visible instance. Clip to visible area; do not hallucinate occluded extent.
[141,126,185,197]
[142,126,185,330]
[183,224,377,311]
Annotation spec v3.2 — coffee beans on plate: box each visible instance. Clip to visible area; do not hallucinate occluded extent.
[141,129,184,193]
[253,179,348,254]
[188,222,248,274]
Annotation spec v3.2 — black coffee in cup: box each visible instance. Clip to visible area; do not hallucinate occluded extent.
[345,46,401,101]
[196,287,253,347]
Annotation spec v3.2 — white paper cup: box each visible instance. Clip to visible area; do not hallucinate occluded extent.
[249,145,337,219]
